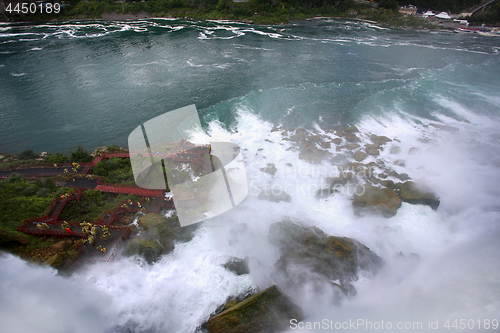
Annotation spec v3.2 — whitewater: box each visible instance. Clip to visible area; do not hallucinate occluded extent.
[0,18,499,333]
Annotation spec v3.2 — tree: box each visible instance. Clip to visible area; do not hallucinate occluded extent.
[70,145,92,163]
[379,0,399,10]
[17,150,37,160]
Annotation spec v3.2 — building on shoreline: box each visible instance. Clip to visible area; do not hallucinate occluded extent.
[399,5,417,16]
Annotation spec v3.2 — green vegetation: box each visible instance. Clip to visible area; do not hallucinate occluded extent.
[4,0,497,26]
[0,173,72,250]
[92,156,134,184]
[5,0,496,26]
[379,0,399,11]
[43,153,69,164]
[362,8,435,28]
[58,189,139,222]
[17,149,38,161]
[71,144,92,163]
[0,146,149,267]
[469,2,500,25]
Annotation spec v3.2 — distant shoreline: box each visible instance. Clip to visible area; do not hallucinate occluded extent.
[4,11,496,33]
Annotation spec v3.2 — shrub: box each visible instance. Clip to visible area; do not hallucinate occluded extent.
[7,173,23,184]
[71,145,92,163]
[17,150,38,160]
[379,0,398,10]
[22,186,37,196]
[36,188,52,197]
[43,153,68,164]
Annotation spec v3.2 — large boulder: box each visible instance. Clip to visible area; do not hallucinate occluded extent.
[125,213,198,263]
[224,257,250,275]
[269,221,383,289]
[369,134,392,146]
[298,141,329,164]
[51,239,72,252]
[258,189,291,203]
[390,146,401,154]
[397,181,440,210]
[260,164,277,176]
[354,150,368,162]
[125,238,164,264]
[207,285,304,333]
[45,253,65,268]
[352,184,402,218]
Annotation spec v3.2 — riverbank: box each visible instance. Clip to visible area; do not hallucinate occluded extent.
[0,1,440,30]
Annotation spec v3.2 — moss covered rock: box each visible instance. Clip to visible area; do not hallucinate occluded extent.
[45,253,65,268]
[354,151,368,162]
[352,184,402,218]
[397,181,440,210]
[125,213,198,263]
[224,257,250,275]
[369,134,392,146]
[269,221,383,288]
[207,285,304,333]
[125,238,165,264]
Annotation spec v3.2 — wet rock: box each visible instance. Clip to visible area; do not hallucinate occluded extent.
[408,147,421,155]
[327,171,354,189]
[352,184,402,218]
[379,180,395,189]
[125,238,164,264]
[319,141,331,149]
[365,143,381,150]
[354,151,368,162]
[369,135,392,146]
[343,143,361,150]
[260,163,277,176]
[394,159,406,167]
[390,146,401,155]
[125,213,198,263]
[269,221,383,287]
[299,141,329,164]
[258,189,292,203]
[397,181,440,210]
[45,253,65,268]
[345,133,360,143]
[388,170,410,181]
[207,285,304,333]
[224,257,250,275]
[346,162,364,170]
[51,239,72,252]
[344,126,359,133]
[366,148,380,156]
[289,128,307,143]
[332,138,342,145]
